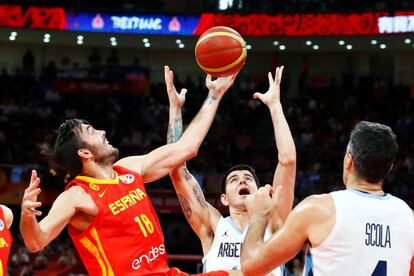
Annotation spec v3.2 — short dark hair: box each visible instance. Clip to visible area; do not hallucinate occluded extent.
[220,164,260,192]
[349,121,398,183]
[41,119,89,176]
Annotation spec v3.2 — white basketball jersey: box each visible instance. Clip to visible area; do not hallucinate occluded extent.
[202,216,285,275]
[305,189,414,276]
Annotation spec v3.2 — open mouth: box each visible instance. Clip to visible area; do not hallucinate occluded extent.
[238,187,250,195]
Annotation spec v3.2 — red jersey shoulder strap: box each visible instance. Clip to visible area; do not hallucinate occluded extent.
[113,165,143,180]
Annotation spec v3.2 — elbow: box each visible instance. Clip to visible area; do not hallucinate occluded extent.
[179,142,199,160]
[278,154,296,166]
[241,251,256,276]
[241,260,256,276]
[26,243,43,253]
[187,147,198,159]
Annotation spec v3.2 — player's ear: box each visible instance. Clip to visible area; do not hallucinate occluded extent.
[344,153,353,170]
[220,193,229,206]
[78,148,92,159]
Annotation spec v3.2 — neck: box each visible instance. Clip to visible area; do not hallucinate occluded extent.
[346,174,384,195]
[229,208,250,232]
[81,163,115,180]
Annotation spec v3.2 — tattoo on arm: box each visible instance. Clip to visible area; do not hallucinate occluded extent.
[205,95,217,105]
[182,167,208,208]
[183,167,192,181]
[178,193,191,220]
[192,185,208,208]
[167,114,183,144]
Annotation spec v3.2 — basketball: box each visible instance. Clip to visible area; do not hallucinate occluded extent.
[195,26,247,77]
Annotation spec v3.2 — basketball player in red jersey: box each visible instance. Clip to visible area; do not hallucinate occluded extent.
[0,205,13,275]
[19,66,236,276]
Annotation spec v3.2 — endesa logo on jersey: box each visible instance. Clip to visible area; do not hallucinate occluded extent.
[119,174,135,184]
[131,244,166,270]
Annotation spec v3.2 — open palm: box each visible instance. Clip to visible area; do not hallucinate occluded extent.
[164,65,187,108]
[253,66,284,106]
[205,72,238,98]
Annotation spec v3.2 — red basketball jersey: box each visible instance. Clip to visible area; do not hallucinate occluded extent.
[66,166,169,275]
[0,206,12,275]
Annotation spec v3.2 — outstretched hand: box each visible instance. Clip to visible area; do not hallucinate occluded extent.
[253,66,284,107]
[21,170,43,218]
[164,65,187,109]
[205,71,238,99]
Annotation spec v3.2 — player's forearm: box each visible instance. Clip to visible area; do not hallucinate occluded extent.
[171,166,212,238]
[167,107,183,144]
[269,102,296,164]
[20,215,47,252]
[178,92,221,152]
[241,215,269,276]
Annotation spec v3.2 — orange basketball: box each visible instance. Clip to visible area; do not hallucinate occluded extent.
[195,26,247,77]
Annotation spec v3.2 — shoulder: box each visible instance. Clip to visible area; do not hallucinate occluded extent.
[291,194,334,223]
[0,205,13,229]
[60,185,99,216]
[114,156,144,175]
[389,194,413,209]
[62,185,95,207]
[296,194,333,210]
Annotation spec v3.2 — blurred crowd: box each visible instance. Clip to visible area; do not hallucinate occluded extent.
[8,235,83,276]
[0,49,413,274]
[1,50,413,205]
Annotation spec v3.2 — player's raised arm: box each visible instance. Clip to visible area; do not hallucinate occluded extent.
[20,170,97,252]
[116,66,238,183]
[253,66,296,232]
[164,68,220,251]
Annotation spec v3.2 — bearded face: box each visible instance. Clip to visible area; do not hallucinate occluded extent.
[78,124,119,166]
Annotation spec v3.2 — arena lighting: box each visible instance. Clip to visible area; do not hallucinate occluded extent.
[380,43,387,49]
[110,37,116,42]
[306,40,312,46]
[176,39,182,44]
[246,44,252,50]
[10,31,17,36]
[371,39,378,45]
[9,35,16,41]
[312,44,319,50]
[404,38,411,44]
[272,40,279,46]
[111,41,117,46]
[76,35,84,45]
[338,40,345,46]
[279,45,286,50]
[142,38,149,43]
[43,33,50,43]
[346,44,353,50]
[178,43,185,48]
[144,42,150,47]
